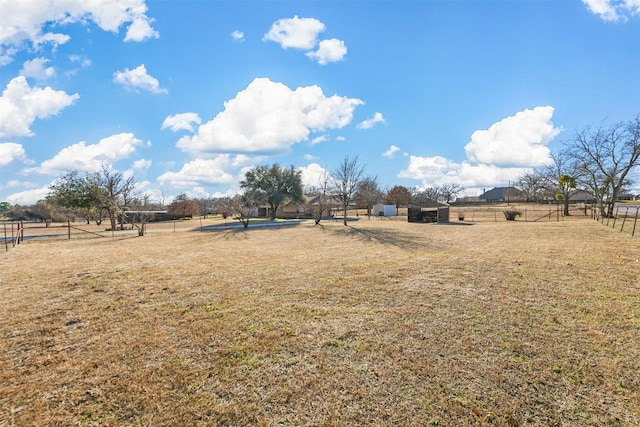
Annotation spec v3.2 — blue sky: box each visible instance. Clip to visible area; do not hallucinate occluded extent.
[2,0,640,205]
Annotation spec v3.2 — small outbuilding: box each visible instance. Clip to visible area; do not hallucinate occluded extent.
[407,202,449,223]
[372,204,397,217]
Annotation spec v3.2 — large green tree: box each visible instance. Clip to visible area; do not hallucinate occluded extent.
[48,170,103,224]
[240,164,305,220]
[48,166,136,231]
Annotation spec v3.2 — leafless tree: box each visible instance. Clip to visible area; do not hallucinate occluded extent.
[565,116,640,217]
[224,191,263,229]
[516,170,548,203]
[306,169,332,225]
[354,176,384,218]
[437,183,465,203]
[330,155,365,226]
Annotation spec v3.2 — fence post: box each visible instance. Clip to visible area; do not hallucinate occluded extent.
[632,207,639,237]
[3,223,7,252]
[68,220,71,239]
[620,207,628,234]
[612,207,618,231]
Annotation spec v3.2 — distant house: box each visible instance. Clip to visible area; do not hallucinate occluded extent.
[478,187,525,203]
[568,190,595,203]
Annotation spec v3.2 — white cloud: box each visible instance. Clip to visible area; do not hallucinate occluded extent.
[162,113,202,132]
[581,0,640,21]
[20,58,55,80]
[132,158,152,170]
[6,185,50,205]
[157,155,253,188]
[263,16,325,49]
[464,106,559,167]
[399,155,461,182]
[231,30,244,41]
[310,135,328,145]
[383,145,401,159]
[0,0,158,64]
[306,38,347,65]
[399,106,560,191]
[0,143,28,167]
[582,0,622,21]
[124,16,159,42]
[36,132,143,174]
[113,64,167,94]
[357,112,385,130]
[0,76,79,138]
[298,163,329,188]
[69,54,92,68]
[177,78,363,155]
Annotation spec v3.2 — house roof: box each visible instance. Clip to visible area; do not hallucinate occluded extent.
[479,187,523,200]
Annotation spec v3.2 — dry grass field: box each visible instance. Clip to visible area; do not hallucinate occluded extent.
[1,216,639,426]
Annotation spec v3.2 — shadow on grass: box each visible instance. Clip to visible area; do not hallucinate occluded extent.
[323,221,476,249]
[193,220,303,239]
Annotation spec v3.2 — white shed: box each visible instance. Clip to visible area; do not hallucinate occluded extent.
[372,204,397,216]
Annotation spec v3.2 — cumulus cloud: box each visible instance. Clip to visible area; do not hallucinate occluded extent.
[0,76,79,138]
[263,16,325,49]
[0,143,28,167]
[231,30,244,41]
[399,106,561,192]
[20,58,55,80]
[464,106,559,167]
[6,185,51,205]
[306,38,347,65]
[582,0,625,21]
[264,16,347,64]
[132,158,152,170]
[298,163,329,188]
[176,78,363,155]
[162,113,202,132]
[113,64,167,94]
[124,16,159,42]
[157,155,253,187]
[36,132,143,174]
[357,112,385,130]
[383,145,401,159]
[0,0,158,64]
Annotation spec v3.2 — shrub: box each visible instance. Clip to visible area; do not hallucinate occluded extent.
[503,209,521,221]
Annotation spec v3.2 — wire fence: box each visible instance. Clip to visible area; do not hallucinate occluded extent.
[2,221,24,252]
[594,205,640,237]
[447,204,588,223]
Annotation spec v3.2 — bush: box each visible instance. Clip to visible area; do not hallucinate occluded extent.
[503,210,521,221]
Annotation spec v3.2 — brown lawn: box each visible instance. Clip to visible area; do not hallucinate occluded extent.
[1,217,639,426]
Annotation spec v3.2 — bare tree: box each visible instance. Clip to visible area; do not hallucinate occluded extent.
[92,165,136,232]
[331,155,365,226]
[354,176,384,218]
[306,169,332,225]
[565,116,640,217]
[437,183,465,203]
[224,191,263,229]
[127,194,154,236]
[516,170,548,203]
[412,187,439,203]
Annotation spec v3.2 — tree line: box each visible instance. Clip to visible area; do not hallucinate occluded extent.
[2,115,639,228]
